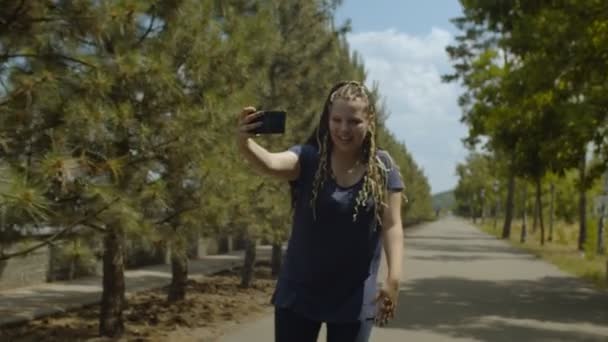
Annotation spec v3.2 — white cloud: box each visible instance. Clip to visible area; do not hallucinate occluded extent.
[349,28,453,68]
[347,28,468,193]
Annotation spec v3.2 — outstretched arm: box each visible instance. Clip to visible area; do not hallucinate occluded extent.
[236,106,300,181]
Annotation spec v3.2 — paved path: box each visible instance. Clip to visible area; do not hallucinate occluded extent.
[219,217,608,342]
[0,247,278,327]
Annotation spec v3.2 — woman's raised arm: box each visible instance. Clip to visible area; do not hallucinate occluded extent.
[236,107,300,181]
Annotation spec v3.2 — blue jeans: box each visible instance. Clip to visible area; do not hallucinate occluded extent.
[274,306,374,342]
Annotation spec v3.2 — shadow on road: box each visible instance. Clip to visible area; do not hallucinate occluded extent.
[407,240,531,255]
[410,254,537,262]
[386,275,608,341]
[406,234,497,241]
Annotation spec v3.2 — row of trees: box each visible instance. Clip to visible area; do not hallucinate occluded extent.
[445,0,608,250]
[454,152,605,249]
[0,0,433,337]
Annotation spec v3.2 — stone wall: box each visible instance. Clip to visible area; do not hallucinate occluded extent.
[0,235,242,290]
[0,247,49,291]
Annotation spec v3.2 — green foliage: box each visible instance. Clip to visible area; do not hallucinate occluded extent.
[446,1,608,245]
[453,152,499,217]
[432,190,456,211]
[0,172,51,225]
[0,0,433,268]
[0,0,434,336]
[553,170,579,223]
[53,237,98,279]
[584,218,598,261]
[377,129,434,223]
[555,225,569,245]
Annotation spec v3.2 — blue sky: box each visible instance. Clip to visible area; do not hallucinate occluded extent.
[335,1,466,194]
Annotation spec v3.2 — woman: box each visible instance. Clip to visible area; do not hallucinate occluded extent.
[236,81,404,342]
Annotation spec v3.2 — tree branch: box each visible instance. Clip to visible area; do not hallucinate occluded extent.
[2,54,96,69]
[124,136,181,167]
[27,17,67,23]
[135,14,156,47]
[0,76,9,94]
[81,221,107,233]
[0,0,26,28]
[0,197,120,261]
[155,206,198,226]
[2,118,65,138]
[74,37,98,49]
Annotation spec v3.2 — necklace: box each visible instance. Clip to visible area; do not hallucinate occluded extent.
[330,158,363,181]
[346,159,362,174]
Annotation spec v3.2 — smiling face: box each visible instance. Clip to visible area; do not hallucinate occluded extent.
[308,81,387,223]
[328,98,370,155]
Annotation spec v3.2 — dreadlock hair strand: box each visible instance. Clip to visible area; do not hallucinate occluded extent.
[307,81,391,224]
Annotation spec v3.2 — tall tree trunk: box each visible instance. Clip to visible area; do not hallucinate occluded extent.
[168,248,188,302]
[99,225,126,338]
[69,256,77,280]
[598,214,605,255]
[532,191,538,234]
[271,241,282,277]
[502,171,515,239]
[536,178,545,246]
[549,182,555,242]
[600,172,608,255]
[471,197,476,224]
[494,191,499,230]
[605,258,608,284]
[578,153,587,251]
[480,192,485,224]
[521,185,527,243]
[240,232,257,288]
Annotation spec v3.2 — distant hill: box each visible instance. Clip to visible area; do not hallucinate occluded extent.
[432,190,456,210]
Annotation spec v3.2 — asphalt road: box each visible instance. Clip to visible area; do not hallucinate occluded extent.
[219,217,608,342]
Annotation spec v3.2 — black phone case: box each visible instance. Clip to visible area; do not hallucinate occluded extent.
[251,111,286,134]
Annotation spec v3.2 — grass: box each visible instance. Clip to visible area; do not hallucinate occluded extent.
[476,218,608,290]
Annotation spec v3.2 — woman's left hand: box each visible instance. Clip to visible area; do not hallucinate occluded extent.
[374,277,400,326]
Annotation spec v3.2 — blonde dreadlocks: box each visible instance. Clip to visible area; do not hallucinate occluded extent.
[306,81,390,223]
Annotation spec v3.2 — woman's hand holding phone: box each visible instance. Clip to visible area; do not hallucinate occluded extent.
[237,107,287,146]
[236,107,294,179]
[237,107,263,146]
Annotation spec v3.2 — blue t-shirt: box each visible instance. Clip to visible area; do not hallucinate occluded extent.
[271,144,405,323]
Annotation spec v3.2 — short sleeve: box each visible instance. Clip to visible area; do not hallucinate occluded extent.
[288,144,317,186]
[288,144,307,159]
[377,150,405,192]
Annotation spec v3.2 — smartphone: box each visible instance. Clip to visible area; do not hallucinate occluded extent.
[250,111,286,135]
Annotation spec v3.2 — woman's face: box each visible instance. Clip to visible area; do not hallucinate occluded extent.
[328,98,370,155]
